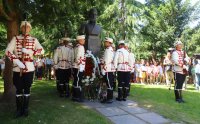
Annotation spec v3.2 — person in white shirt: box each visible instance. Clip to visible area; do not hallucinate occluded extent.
[101,37,115,103]
[54,37,73,97]
[171,40,190,103]
[163,51,174,89]
[5,21,44,117]
[114,40,134,101]
[72,35,86,102]
[195,60,200,90]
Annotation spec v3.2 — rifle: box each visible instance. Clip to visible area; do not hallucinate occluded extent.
[20,13,27,77]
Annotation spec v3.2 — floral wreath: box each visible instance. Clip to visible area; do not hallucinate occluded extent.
[82,50,100,86]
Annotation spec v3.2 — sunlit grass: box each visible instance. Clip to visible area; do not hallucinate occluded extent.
[129,83,200,124]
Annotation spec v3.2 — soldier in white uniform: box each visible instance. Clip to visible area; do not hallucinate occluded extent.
[125,43,135,96]
[54,37,73,97]
[114,40,134,101]
[111,44,117,91]
[171,40,190,103]
[54,39,64,92]
[101,37,115,103]
[72,35,86,102]
[5,21,44,117]
[66,42,74,75]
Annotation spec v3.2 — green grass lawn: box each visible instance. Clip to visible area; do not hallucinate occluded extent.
[129,83,200,124]
[0,79,111,124]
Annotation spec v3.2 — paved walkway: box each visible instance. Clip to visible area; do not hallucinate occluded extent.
[82,94,174,124]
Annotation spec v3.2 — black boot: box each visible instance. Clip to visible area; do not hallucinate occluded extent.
[113,81,116,91]
[123,87,128,101]
[23,95,30,117]
[65,83,70,98]
[174,90,179,101]
[56,80,60,92]
[77,88,84,102]
[72,87,78,101]
[179,90,185,103]
[174,90,180,102]
[116,88,123,101]
[106,89,113,103]
[15,95,23,118]
[59,84,64,97]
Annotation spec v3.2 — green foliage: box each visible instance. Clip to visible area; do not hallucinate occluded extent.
[0,0,113,55]
[139,0,200,59]
[0,0,200,57]
[0,23,7,56]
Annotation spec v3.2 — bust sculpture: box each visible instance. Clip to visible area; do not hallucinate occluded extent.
[78,8,102,57]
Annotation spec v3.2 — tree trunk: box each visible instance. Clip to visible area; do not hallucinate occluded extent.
[3,10,19,102]
[152,51,157,61]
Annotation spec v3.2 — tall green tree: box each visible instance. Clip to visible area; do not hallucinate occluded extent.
[0,0,113,99]
[140,0,199,59]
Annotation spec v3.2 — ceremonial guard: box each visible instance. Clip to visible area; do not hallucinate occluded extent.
[111,44,117,91]
[67,42,74,75]
[54,39,64,91]
[114,40,134,101]
[5,21,44,117]
[54,37,73,97]
[125,43,135,95]
[72,35,86,102]
[101,38,115,103]
[171,40,190,103]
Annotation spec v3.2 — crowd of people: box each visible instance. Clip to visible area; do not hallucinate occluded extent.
[3,19,200,118]
[33,55,54,80]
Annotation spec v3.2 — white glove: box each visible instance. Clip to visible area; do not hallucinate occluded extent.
[22,48,34,55]
[101,70,105,76]
[184,58,189,63]
[53,65,58,69]
[183,65,189,71]
[13,59,25,69]
[79,64,85,72]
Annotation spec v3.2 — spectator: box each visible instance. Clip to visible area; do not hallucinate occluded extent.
[195,60,200,91]
[44,55,53,80]
[145,61,153,84]
[152,61,159,85]
[163,52,174,89]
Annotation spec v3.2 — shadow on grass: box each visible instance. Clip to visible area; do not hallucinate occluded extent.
[0,80,111,124]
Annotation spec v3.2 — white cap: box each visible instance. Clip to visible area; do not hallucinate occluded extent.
[62,37,71,41]
[59,39,63,44]
[104,37,113,43]
[168,48,174,51]
[68,42,73,46]
[76,35,85,40]
[198,59,200,64]
[174,40,183,47]
[118,40,125,44]
[20,21,32,29]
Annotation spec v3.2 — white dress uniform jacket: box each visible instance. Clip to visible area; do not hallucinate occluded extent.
[171,50,190,74]
[73,44,85,72]
[54,45,73,69]
[128,51,135,72]
[113,48,134,72]
[5,35,44,72]
[101,46,115,74]
[66,45,74,69]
